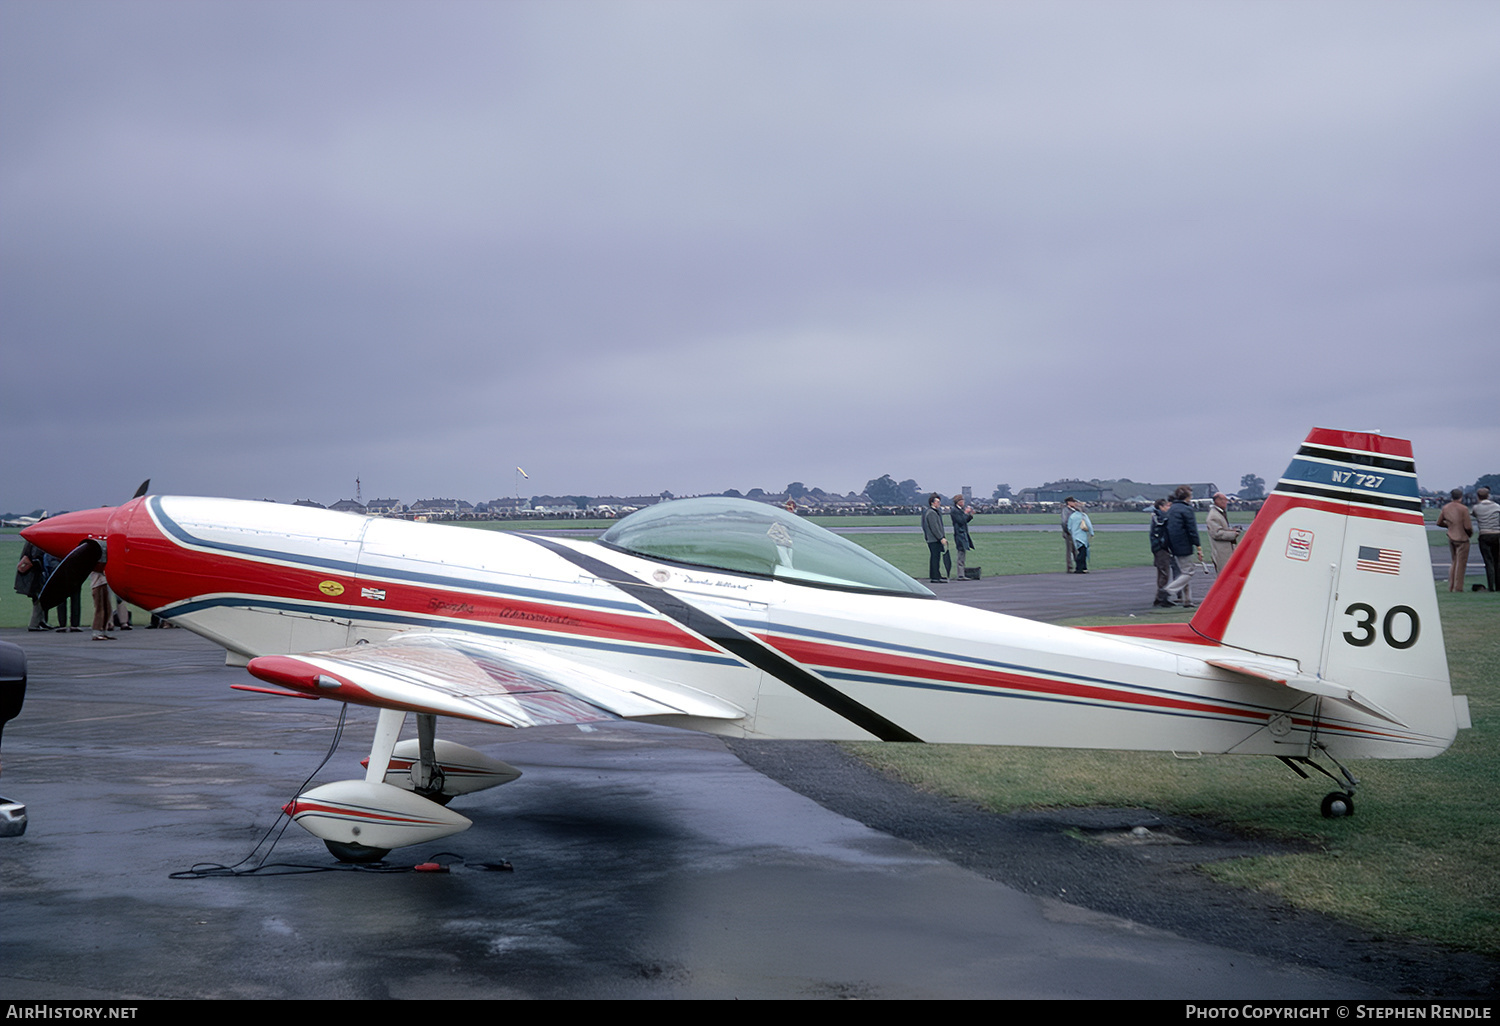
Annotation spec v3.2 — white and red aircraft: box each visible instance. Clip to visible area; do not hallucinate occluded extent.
[23,428,1469,862]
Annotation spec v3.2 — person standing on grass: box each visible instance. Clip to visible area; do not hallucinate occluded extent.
[1150,498,1173,607]
[1164,486,1204,607]
[1206,492,1243,574]
[1473,487,1499,593]
[1437,488,1473,593]
[1066,497,1094,574]
[950,494,975,581]
[1060,501,1075,572]
[923,493,947,584]
[15,538,50,631]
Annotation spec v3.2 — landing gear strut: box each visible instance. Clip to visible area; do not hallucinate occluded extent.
[1280,741,1360,819]
[283,709,473,861]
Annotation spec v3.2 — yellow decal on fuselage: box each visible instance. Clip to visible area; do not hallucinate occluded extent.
[318,580,345,596]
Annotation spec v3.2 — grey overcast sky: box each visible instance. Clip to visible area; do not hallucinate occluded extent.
[3,0,1496,512]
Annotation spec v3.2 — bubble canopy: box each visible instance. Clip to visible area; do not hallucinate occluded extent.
[599,497,933,597]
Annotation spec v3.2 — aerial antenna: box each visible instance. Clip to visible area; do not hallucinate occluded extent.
[356,477,362,504]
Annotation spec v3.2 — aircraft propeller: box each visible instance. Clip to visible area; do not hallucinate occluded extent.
[34,480,148,609]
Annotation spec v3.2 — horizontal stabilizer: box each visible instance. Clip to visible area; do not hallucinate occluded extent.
[1206,658,1407,727]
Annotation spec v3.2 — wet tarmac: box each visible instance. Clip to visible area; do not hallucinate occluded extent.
[0,570,1447,1000]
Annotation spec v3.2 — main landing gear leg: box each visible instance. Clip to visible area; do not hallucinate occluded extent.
[285,707,473,864]
[319,707,412,863]
[364,708,405,784]
[412,713,450,805]
[1279,742,1360,819]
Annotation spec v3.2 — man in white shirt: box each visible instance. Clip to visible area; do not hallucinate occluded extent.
[1472,486,1499,593]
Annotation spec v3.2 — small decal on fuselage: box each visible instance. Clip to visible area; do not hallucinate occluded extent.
[318,580,345,596]
[682,573,752,591]
[1285,529,1313,561]
[361,587,386,601]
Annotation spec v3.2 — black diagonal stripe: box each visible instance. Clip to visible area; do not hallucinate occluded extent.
[519,533,924,743]
[1295,445,1415,474]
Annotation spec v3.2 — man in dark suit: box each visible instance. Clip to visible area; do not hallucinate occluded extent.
[922,493,947,584]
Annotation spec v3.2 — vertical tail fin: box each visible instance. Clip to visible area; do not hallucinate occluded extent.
[1192,429,1461,755]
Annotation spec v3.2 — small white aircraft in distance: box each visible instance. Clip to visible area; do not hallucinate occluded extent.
[24,429,1469,862]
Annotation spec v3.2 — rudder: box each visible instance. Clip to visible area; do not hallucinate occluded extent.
[1191,429,1460,756]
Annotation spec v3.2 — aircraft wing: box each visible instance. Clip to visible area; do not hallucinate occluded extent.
[244,630,746,729]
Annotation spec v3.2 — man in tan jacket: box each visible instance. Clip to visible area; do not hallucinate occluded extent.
[1206,492,1243,574]
[1437,489,1474,592]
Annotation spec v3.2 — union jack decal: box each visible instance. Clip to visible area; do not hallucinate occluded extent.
[1285,529,1314,561]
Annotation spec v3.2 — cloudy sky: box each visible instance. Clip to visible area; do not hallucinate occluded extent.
[3,0,1496,513]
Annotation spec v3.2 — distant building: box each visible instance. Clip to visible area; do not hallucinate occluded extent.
[365,498,403,515]
[1019,479,1108,504]
[328,498,366,514]
[409,498,474,516]
[1018,478,1218,504]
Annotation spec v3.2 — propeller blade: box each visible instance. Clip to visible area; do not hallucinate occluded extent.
[38,539,103,610]
[132,479,150,499]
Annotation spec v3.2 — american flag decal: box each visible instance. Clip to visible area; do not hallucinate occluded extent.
[1356,546,1401,575]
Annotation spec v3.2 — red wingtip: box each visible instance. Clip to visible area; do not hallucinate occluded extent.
[247,655,322,692]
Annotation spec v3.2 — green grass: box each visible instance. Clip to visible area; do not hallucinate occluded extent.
[442,509,1253,532]
[848,587,1500,954]
[841,530,1152,579]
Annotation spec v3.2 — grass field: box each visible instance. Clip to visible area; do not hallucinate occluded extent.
[838,529,1160,579]
[448,509,1253,580]
[445,510,1209,532]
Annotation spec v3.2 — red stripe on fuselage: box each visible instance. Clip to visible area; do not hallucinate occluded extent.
[110,510,715,654]
[758,633,1265,723]
[761,632,1418,744]
[1077,624,1217,645]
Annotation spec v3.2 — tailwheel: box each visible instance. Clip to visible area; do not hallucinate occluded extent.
[324,840,391,864]
[1320,791,1354,819]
